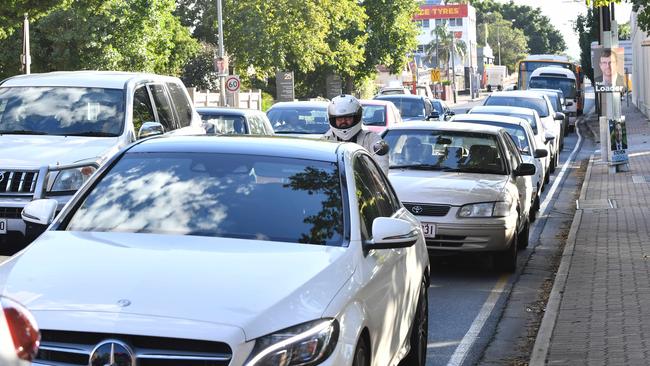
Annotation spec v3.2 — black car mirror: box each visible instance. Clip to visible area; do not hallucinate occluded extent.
[554,112,565,121]
[515,163,536,176]
[566,101,574,107]
[427,111,440,121]
[534,149,548,158]
[372,140,389,156]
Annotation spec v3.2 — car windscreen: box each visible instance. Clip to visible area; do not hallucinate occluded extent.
[376,97,425,119]
[361,105,386,126]
[431,100,444,115]
[484,96,549,117]
[529,77,576,99]
[65,152,345,246]
[0,87,125,137]
[267,106,329,134]
[454,121,531,155]
[383,129,506,174]
[200,114,246,134]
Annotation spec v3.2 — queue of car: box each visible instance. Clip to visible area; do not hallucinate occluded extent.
[0,70,572,365]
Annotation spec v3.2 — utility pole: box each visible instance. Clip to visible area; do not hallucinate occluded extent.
[497,23,501,66]
[21,13,30,74]
[217,0,226,106]
[451,32,457,104]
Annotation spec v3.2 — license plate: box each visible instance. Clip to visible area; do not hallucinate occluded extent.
[421,222,436,238]
[0,219,6,234]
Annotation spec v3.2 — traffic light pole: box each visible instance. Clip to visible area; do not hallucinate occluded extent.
[217,0,226,106]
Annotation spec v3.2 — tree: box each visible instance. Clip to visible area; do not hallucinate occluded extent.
[619,22,631,39]
[425,24,467,79]
[0,0,199,79]
[0,0,68,40]
[477,13,528,73]
[473,0,567,55]
[586,0,650,33]
[573,7,599,83]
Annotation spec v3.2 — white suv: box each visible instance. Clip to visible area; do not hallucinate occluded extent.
[0,71,204,249]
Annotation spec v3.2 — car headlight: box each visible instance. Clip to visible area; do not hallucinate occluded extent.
[245,319,339,366]
[458,201,512,218]
[49,166,97,192]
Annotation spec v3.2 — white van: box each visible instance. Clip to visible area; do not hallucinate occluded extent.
[529,66,577,117]
[0,71,205,248]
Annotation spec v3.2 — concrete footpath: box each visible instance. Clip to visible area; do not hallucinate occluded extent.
[530,104,650,365]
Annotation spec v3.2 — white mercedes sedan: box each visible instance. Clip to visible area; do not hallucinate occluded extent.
[0,136,430,366]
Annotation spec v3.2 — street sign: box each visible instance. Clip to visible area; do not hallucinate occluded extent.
[276,71,295,102]
[431,68,441,82]
[326,74,342,100]
[225,75,240,93]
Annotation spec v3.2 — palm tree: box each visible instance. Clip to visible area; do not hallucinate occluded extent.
[425,24,467,80]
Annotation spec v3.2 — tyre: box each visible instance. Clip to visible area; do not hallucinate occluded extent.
[550,153,556,173]
[517,218,530,249]
[400,279,429,366]
[352,338,370,366]
[529,193,539,222]
[495,227,517,273]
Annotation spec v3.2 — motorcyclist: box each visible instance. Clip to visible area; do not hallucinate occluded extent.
[323,94,389,173]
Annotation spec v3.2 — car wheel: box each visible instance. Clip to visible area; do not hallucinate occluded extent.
[529,194,539,222]
[550,153,556,173]
[352,338,370,366]
[517,218,530,249]
[400,279,429,366]
[495,227,517,273]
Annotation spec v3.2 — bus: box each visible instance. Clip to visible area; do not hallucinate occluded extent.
[516,55,585,115]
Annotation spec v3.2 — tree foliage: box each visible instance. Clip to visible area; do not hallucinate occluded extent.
[574,7,599,83]
[472,0,567,55]
[175,0,419,93]
[0,0,199,79]
[0,0,68,40]
[587,0,650,33]
[477,13,528,73]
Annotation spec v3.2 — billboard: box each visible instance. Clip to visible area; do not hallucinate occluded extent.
[593,47,626,93]
[414,4,468,20]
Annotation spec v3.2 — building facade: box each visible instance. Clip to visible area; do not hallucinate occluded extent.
[630,11,650,117]
[413,0,478,79]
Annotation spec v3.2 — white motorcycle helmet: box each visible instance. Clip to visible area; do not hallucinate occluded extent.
[328,94,363,141]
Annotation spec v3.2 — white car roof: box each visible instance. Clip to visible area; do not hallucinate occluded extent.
[469,105,538,116]
[450,114,528,126]
[1,71,180,89]
[488,90,548,99]
[385,121,503,135]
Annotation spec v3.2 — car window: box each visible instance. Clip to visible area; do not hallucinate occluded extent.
[455,120,531,155]
[0,86,124,137]
[267,106,329,134]
[149,84,176,131]
[166,82,193,128]
[248,115,265,135]
[431,100,444,115]
[255,113,274,135]
[354,154,396,240]
[361,105,386,126]
[384,129,507,175]
[132,86,156,134]
[65,152,345,246]
[360,155,402,213]
[503,134,522,172]
[200,114,246,134]
[485,96,549,117]
[376,97,425,119]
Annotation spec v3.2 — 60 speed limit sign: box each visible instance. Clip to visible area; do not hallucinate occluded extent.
[225,75,240,93]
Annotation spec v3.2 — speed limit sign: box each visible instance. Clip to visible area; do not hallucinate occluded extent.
[225,75,240,93]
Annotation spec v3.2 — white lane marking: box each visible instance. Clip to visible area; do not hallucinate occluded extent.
[428,341,461,349]
[537,118,583,217]
[446,275,509,366]
[445,119,584,366]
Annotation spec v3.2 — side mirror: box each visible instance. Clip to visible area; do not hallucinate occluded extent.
[364,217,419,250]
[544,131,556,143]
[566,101,574,107]
[22,199,58,226]
[427,111,440,121]
[534,148,548,158]
[554,112,565,121]
[447,110,456,117]
[372,140,389,156]
[515,162,537,177]
[138,122,165,139]
[203,121,218,135]
[513,85,518,90]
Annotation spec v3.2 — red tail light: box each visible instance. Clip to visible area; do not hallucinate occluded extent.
[1,297,40,361]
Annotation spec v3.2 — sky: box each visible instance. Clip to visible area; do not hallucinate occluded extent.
[493,0,632,59]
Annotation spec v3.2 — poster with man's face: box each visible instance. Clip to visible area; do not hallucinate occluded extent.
[609,119,628,163]
[593,47,625,93]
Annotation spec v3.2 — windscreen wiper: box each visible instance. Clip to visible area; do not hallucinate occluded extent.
[64,131,118,137]
[0,130,48,135]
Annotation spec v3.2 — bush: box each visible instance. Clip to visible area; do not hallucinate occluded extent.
[262,91,274,112]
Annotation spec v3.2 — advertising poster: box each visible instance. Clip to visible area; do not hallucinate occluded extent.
[593,47,626,93]
[609,119,629,163]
